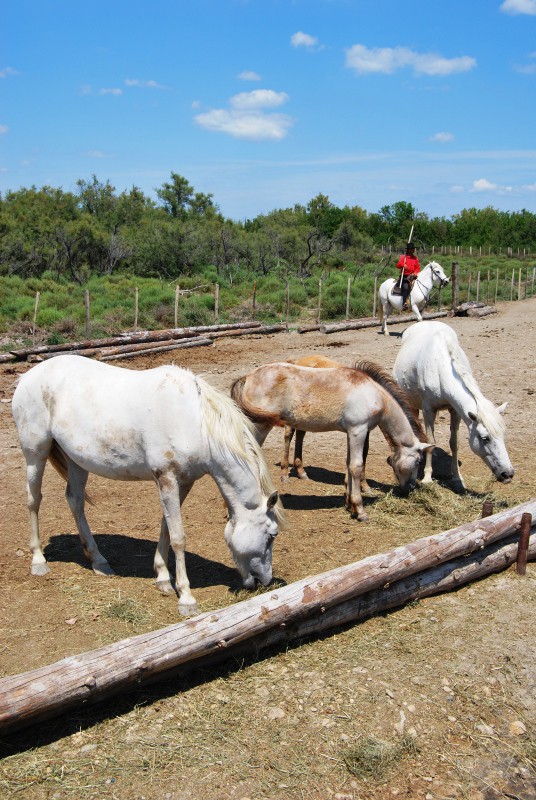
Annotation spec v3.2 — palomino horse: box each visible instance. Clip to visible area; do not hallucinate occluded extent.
[378,261,450,335]
[231,361,433,521]
[12,355,281,615]
[393,321,514,489]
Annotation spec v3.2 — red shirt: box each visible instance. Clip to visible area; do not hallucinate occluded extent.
[396,254,420,277]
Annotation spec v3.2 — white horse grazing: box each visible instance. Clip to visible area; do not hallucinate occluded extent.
[379,261,450,335]
[393,321,514,489]
[11,355,282,615]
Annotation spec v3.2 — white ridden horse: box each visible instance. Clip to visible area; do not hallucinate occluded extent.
[393,321,514,489]
[378,261,450,335]
[11,355,282,615]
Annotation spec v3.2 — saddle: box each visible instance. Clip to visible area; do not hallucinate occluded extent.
[391,285,403,296]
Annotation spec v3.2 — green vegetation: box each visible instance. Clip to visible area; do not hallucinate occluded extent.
[1,173,535,342]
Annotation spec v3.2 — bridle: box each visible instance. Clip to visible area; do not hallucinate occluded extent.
[426,261,449,288]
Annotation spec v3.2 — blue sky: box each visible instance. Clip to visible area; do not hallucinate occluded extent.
[2,0,536,221]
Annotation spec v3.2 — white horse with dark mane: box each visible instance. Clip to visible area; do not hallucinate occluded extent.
[379,261,450,335]
[393,321,514,489]
[12,355,282,615]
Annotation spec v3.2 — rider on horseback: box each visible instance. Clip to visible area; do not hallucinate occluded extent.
[396,242,420,310]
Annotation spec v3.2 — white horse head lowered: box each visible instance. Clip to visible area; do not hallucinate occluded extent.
[378,261,450,335]
[11,355,282,616]
[393,321,514,489]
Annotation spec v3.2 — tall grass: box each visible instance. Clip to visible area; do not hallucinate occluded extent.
[0,256,533,347]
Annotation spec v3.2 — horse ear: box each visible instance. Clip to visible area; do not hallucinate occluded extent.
[418,443,435,453]
[468,411,477,422]
[267,491,279,510]
[496,402,508,415]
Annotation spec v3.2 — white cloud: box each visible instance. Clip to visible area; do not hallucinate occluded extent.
[0,66,17,78]
[79,84,93,96]
[522,182,536,190]
[450,185,465,193]
[85,150,109,158]
[430,132,454,143]
[291,31,321,50]
[0,124,8,134]
[125,79,164,89]
[238,71,261,81]
[345,44,476,76]
[99,87,122,96]
[194,109,293,141]
[514,52,536,73]
[230,89,289,110]
[470,178,513,193]
[500,0,536,15]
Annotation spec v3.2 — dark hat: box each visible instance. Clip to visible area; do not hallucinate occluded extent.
[405,242,416,252]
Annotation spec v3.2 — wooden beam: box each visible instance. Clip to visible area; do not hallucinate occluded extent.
[0,499,533,734]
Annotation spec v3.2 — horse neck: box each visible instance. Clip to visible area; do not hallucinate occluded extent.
[377,391,416,448]
[417,266,434,290]
[208,443,263,518]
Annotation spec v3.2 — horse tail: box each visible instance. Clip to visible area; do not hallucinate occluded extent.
[378,297,384,322]
[230,375,284,427]
[48,441,95,505]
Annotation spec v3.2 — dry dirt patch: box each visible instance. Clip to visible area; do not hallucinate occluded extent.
[0,300,535,799]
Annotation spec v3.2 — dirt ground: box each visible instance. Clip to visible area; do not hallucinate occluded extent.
[0,300,535,800]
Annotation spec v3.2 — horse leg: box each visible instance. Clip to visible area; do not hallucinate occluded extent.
[448,409,465,490]
[65,459,114,576]
[345,427,370,521]
[154,482,193,595]
[293,429,308,479]
[360,431,373,495]
[381,302,390,336]
[24,456,50,576]
[281,425,294,482]
[421,407,436,483]
[156,471,197,615]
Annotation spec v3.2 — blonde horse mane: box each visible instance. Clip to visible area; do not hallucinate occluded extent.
[195,374,284,527]
[354,360,426,441]
[445,339,506,438]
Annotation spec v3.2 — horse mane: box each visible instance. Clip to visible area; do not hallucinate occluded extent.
[353,360,426,441]
[230,374,283,427]
[445,339,506,438]
[195,374,284,526]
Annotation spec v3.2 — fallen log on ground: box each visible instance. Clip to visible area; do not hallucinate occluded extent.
[0,498,533,734]
[320,310,448,334]
[99,338,214,361]
[453,302,486,316]
[466,305,498,318]
[206,324,286,340]
[10,322,262,361]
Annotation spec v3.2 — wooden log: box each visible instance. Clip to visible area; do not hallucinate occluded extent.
[10,322,262,359]
[99,338,213,361]
[206,324,286,339]
[297,323,322,334]
[0,498,534,734]
[320,310,448,334]
[0,352,17,363]
[454,301,486,316]
[466,306,498,318]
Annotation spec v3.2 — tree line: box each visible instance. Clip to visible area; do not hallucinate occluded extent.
[1,172,535,284]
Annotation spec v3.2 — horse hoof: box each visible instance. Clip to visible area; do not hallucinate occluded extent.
[156,580,175,596]
[31,562,50,576]
[280,475,289,483]
[357,512,369,522]
[93,562,115,577]
[178,601,198,617]
[297,472,308,481]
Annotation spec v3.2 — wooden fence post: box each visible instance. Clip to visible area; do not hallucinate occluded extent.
[476,271,481,303]
[495,269,499,304]
[134,287,139,332]
[510,269,515,301]
[214,283,219,323]
[451,262,459,311]
[174,285,180,327]
[518,269,522,300]
[467,272,472,302]
[84,290,90,339]
[32,291,40,346]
